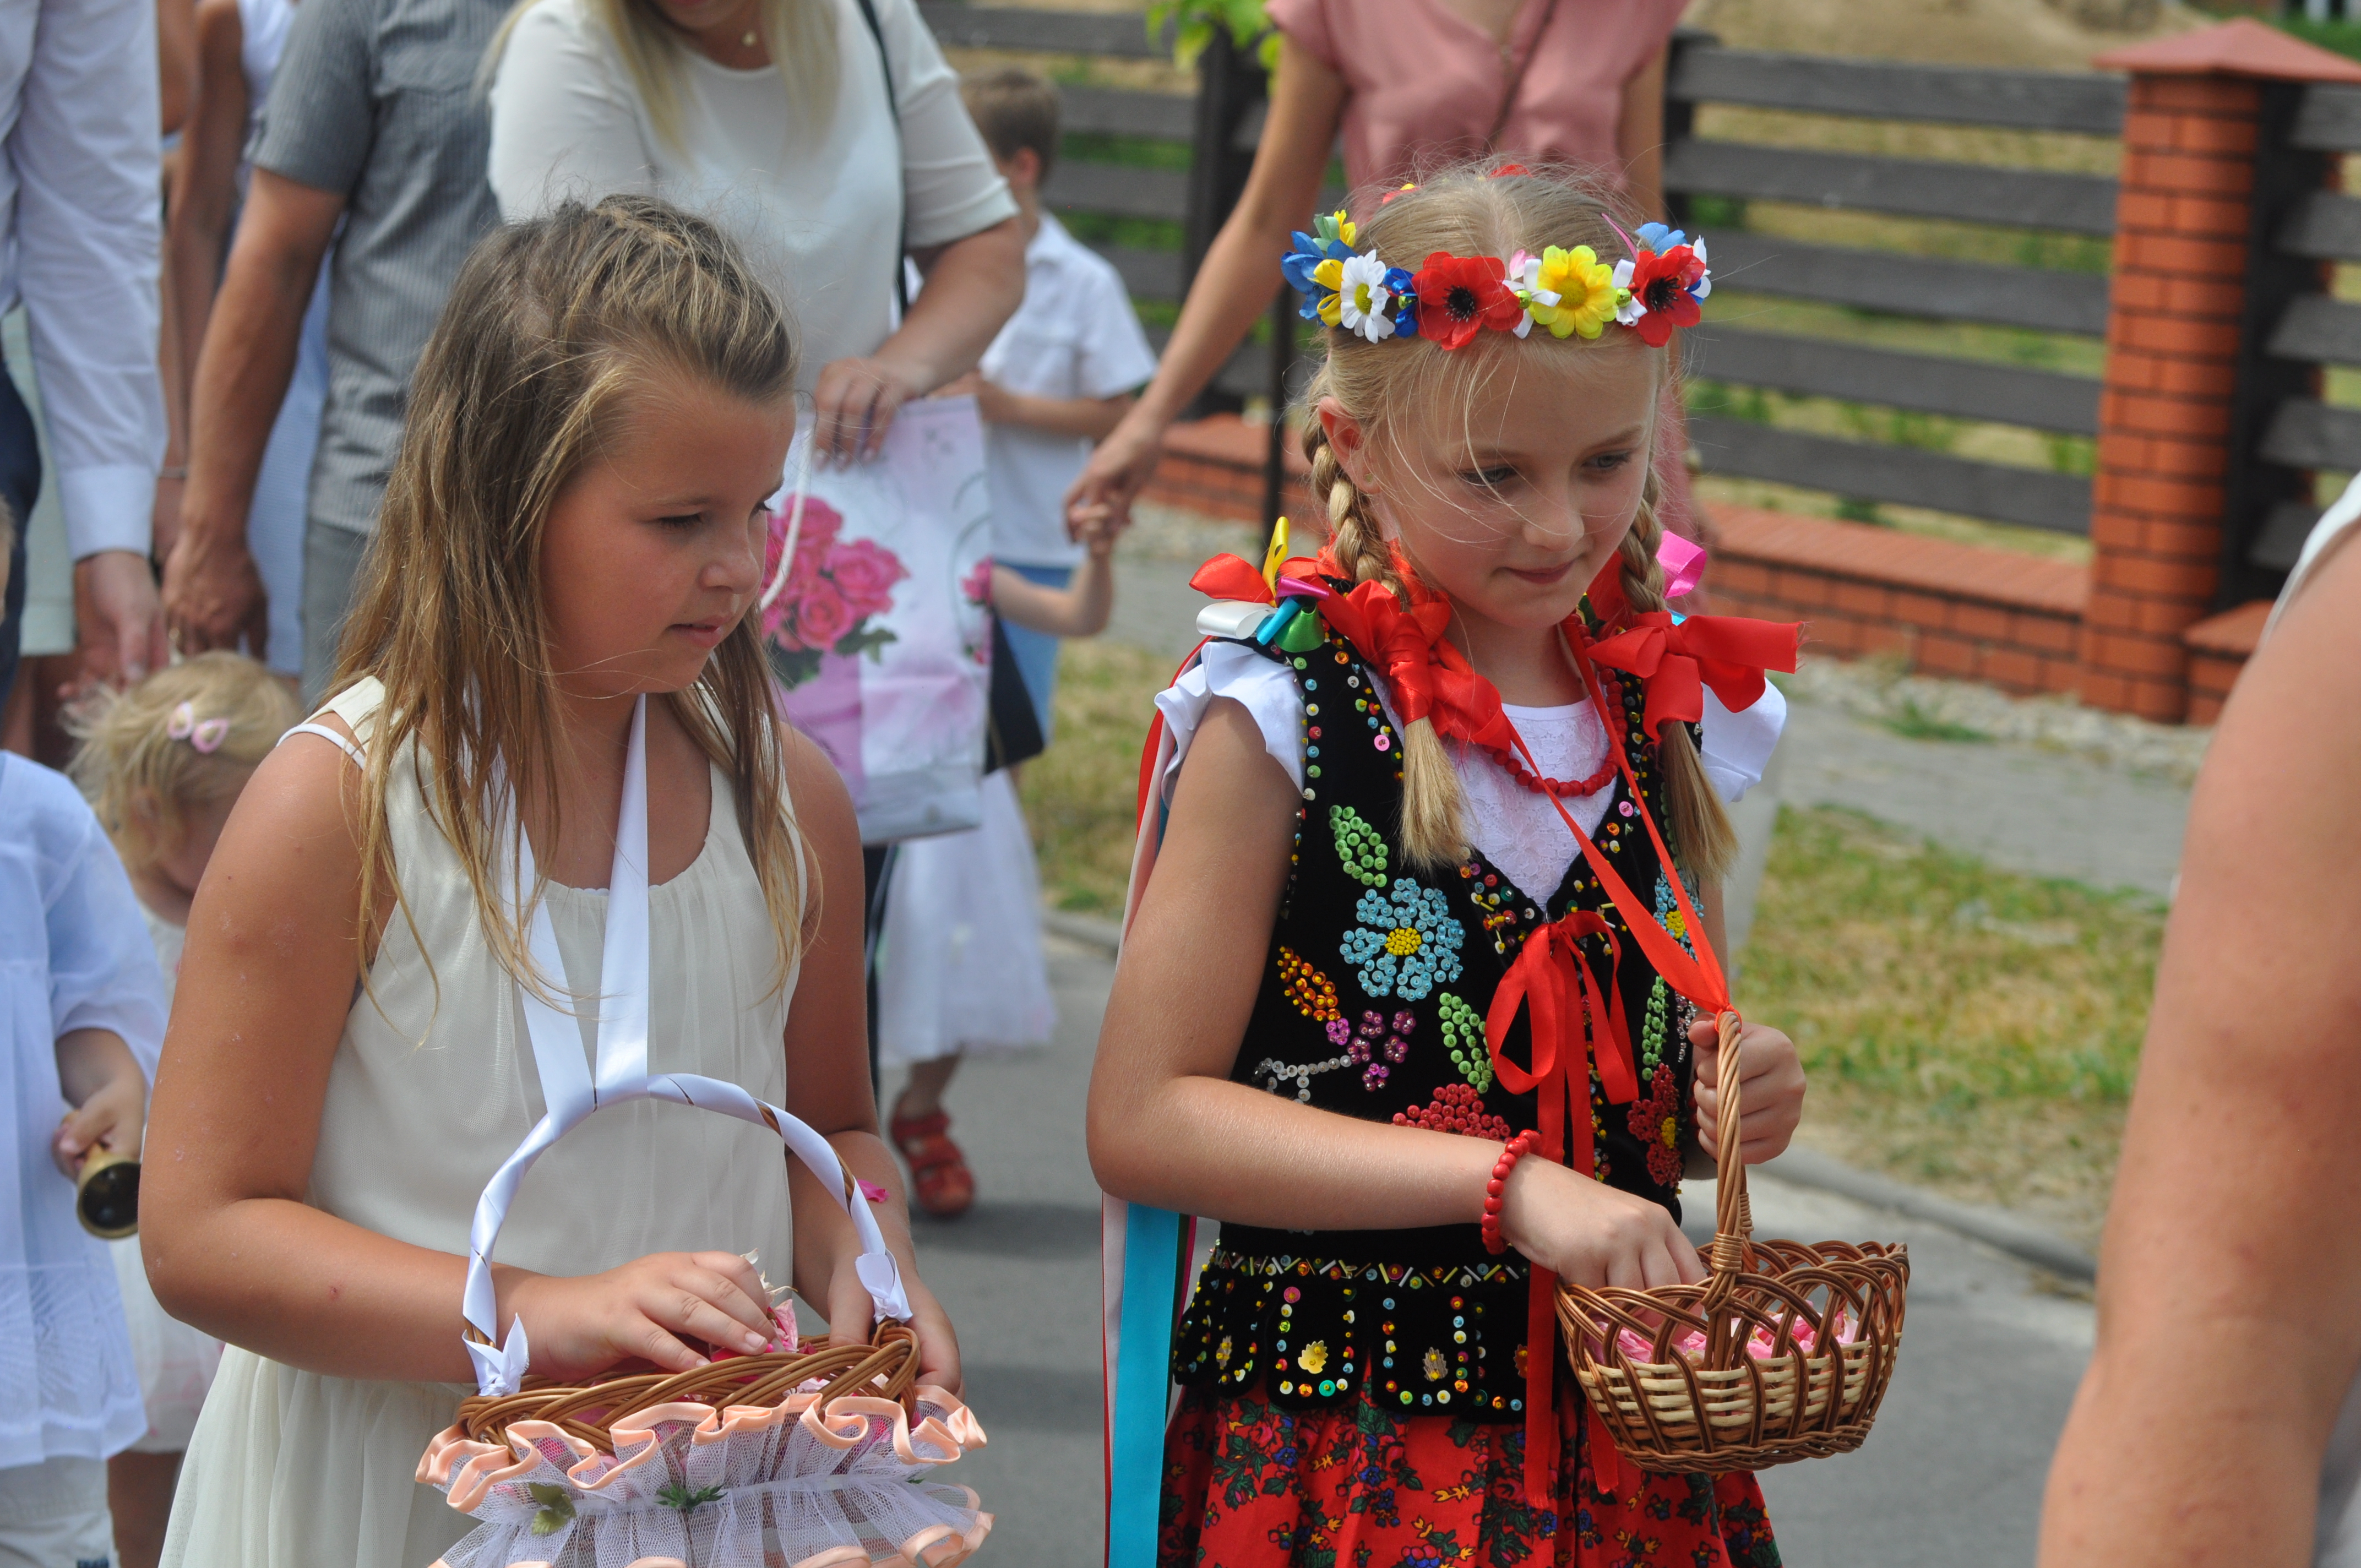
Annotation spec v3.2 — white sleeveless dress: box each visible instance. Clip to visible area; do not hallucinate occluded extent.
[159,678,806,1568]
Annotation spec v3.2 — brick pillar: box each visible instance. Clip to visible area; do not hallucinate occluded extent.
[2083,21,2361,720]
[2080,74,2256,720]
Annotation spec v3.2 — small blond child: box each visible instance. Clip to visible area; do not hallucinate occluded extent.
[0,498,167,1565]
[66,651,297,1568]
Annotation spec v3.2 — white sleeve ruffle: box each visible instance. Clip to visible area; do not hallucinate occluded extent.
[1152,641,1305,804]
[1699,680,1786,804]
[1151,640,1788,808]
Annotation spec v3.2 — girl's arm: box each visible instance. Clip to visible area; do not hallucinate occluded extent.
[774,728,961,1392]
[989,534,1112,640]
[142,722,777,1384]
[1615,41,1670,225]
[1088,698,1702,1289]
[1063,35,1347,529]
[2039,536,2361,1567]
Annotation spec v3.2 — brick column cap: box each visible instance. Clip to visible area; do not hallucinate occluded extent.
[2093,18,2361,84]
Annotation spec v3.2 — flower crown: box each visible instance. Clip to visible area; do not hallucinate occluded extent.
[1282,211,1710,350]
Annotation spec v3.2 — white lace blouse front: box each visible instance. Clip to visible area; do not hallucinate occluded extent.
[1154,640,1786,902]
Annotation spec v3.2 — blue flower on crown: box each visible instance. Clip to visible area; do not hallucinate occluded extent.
[1283,210,1359,323]
[1338,878,1465,1001]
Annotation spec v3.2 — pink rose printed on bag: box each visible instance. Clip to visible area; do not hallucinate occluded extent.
[760,498,911,689]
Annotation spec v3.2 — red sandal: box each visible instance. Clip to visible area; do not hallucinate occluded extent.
[889,1107,976,1218]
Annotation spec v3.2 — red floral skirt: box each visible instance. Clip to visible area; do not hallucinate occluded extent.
[1159,1385,1781,1567]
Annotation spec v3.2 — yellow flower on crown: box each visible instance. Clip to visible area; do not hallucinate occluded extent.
[1310,256,1347,325]
[1526,244,1619,341]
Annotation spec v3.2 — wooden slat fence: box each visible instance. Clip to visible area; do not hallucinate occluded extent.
[1666,35,2122,537]
[917,2,1281,404]
[2236,79,2361,581]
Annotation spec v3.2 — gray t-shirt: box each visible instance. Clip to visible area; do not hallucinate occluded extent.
[252,0,505,535]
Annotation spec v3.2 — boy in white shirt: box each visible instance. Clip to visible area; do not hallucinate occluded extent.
[945,67,1158,739]
[886,70,1155,1217]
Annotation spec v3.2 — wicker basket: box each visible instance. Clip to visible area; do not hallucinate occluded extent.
[1558,1013,1908,1474]
[453,1300,923,1455]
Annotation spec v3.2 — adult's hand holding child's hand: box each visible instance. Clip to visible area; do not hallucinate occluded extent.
[1689,1017,1804,1164]
[502,1250,777,1381]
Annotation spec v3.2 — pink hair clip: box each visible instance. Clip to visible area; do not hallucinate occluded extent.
[165,701,230,754]
[856,1178,889,1204]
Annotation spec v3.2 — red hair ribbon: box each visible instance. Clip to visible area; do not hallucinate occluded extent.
[1584,610,1800,743]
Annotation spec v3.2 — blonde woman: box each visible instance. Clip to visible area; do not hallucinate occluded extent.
[485,0,1023,462]
[142,199,957,1568]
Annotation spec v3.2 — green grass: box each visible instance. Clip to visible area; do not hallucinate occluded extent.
[1880,698,1991,744]
[1738,805,2166,1242]
[2275,17,2361,61]
[1018,638,1176,914]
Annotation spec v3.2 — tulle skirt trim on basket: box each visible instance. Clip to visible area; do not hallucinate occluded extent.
[419,1384,990,1568]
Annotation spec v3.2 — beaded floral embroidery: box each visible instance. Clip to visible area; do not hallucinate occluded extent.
[1629,1063,1685,1188]
[1276,945,1341,1023]
[1339,879,1465,1000]
[1326,1008,1414,1089]
[1328,804,1390,888]
[1392,1083,1511,1141]
[1437,993,1492,1092]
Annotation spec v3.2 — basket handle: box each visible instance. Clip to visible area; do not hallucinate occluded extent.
[1701,1008,1753,1309]
[458,1072,911,1398]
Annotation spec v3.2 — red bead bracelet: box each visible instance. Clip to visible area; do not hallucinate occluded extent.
[1481,1130,1541,1255]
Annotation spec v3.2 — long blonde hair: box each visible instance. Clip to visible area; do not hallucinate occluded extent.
[334,195,812,999]
[491,0,839,151]
[68,654,301,873]
[1301,163,1738,884]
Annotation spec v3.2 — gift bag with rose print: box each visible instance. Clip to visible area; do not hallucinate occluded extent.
[763,395,993,842]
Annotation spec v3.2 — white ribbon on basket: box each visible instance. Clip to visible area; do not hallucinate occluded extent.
[464,694,909,1398]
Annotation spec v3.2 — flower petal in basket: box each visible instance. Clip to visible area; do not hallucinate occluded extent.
[422,1385,992,1568]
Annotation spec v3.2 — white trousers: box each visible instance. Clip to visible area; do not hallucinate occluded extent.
[0,1457,113,1567]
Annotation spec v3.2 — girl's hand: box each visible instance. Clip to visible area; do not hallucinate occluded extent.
[824,1257,962,1396]
[1689,1017,1805,1164]
[52,1071,144,1179]
[1499,1157,1704,1289]
[503,1251,777,1381]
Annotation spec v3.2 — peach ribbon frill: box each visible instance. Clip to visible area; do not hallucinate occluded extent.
[418,1384,990,1568]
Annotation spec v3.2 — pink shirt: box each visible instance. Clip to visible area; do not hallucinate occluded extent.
[1266,0,1686,192]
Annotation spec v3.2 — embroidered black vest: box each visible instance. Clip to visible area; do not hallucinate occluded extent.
[1170,594,1703,1423]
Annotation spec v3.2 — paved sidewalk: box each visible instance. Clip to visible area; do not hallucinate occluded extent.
[905,934,2092,1566]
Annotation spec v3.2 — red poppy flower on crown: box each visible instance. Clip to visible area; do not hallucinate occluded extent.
[1412,253,1525,350]
[1283,205,1713,351]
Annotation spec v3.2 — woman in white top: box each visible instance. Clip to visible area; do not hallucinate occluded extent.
[2036,494,2361,1566]
[486,0,1024,461]
[160,0,328,677]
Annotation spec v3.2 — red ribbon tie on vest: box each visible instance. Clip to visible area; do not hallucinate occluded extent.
[1584,611,1802,742]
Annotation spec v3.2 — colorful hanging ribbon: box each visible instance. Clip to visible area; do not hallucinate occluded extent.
[1584,609,1802,743]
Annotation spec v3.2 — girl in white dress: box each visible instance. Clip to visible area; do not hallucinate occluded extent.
[142,195,959,1568]
[65,651,296,1567]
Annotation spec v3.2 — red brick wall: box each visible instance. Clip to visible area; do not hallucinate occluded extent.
[1706,508,2087,696]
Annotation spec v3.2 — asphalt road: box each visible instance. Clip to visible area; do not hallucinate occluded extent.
[899,933,2095,1567]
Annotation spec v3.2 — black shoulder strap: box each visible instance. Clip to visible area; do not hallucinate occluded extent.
[850,0,910,316]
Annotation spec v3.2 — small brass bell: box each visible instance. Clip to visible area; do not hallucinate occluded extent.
[75,1146,139,1240]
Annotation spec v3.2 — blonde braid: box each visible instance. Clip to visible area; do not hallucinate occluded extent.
[1300,369,1468,871]
[1614,483,1737,884]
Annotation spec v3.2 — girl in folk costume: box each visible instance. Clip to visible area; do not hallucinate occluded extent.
[139,198,966,1568]
[1090,165,1805,1566]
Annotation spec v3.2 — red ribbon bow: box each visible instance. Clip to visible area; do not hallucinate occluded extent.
[1582,610,1801,743]
[1485,907,1639,1506]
